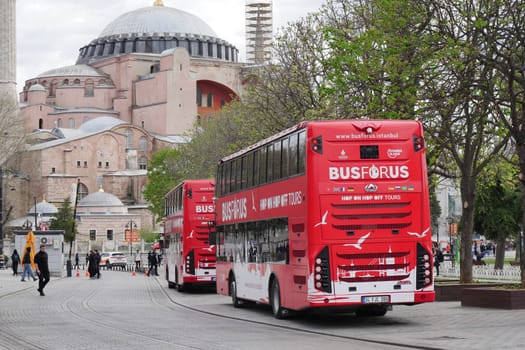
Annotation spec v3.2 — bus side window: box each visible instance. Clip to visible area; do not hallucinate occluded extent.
[298,130,306,174]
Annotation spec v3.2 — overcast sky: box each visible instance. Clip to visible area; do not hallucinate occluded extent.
[15,0,325,91]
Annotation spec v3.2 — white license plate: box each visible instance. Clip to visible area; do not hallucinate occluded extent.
[362,295,390,304]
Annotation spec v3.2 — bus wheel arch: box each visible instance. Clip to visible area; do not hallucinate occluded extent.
[269,275,288,319]
[229,271,244,308]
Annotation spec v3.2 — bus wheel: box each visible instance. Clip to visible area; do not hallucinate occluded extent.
[270,279,288,319]
[230,275,244,308]
[175,271,184,292]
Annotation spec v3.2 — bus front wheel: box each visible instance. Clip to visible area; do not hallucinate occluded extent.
[270,279,288,319]
[230,275,244,308]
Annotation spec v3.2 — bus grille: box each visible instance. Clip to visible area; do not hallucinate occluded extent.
[336,250,411,283]
[331,202,412,232]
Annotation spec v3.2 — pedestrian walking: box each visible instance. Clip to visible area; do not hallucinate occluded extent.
[147,251,159,276]
[88,250,97,278]
[21,247,37,282]
[74,252,80,270]
[434,247,443,276]
[95,250,101,279]
[11,249,20,276]
[135,250,141,270]
[34,245,50,296]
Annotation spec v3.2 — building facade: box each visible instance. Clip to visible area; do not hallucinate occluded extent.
[4,1,250,250]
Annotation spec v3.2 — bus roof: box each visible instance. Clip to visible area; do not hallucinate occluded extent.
[219,119,421,162]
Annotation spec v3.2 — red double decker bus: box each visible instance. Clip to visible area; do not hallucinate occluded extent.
[215,120,434,318]
[164,180,216,291]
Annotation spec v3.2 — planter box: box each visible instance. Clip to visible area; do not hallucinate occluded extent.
[435,283,511,302]
[461,287,525,309]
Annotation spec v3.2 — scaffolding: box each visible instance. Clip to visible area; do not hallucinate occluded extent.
[245,1,273,64]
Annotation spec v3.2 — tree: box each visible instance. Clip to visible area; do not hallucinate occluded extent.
[475,162,521,269]
[476,0,525,285]
[49,198,77,243]
[0,92,25,167]
[143,148,184,220]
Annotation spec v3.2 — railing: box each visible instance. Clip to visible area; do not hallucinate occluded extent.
[440,261,521,281]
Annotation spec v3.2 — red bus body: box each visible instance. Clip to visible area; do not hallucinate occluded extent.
[215,120,434,317]
[164,180,216,291]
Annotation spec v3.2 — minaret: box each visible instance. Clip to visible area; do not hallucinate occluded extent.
[0,0,17,98]
[245,0,273,64]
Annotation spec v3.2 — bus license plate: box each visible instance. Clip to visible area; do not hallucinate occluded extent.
[362,295,390,304]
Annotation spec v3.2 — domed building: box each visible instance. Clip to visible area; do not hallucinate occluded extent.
[75,189,143,253]
[10,1,249,235]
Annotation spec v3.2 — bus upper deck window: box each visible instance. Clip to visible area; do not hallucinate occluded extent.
[360,145,378,159]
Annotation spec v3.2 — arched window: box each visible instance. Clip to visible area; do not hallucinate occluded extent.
[139,136,147,151]
[49,80,57,97]
[57,119,62,128]
[74,79,80,85]
[124,129,133,148]
[78,183,89,201]
[63,79,69,86]
[69,118,75,128]
[84,79,94,97]
[139,157,148,170]
[38,119,43,129]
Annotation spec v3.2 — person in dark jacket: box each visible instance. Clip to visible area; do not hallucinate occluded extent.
[21,247,37,282]
[147,251,159,276]
[11,249,20,276]
[34,245,50,296]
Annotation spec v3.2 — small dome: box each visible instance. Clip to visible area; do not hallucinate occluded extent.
[79,190,124,207]
[79,116,126,133]
[28,84,46,92]
[28,201,58,215]
[37,64,108,78]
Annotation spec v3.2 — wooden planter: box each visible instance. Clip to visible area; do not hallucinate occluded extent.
[435,282,513,302]
[461,287,525,309]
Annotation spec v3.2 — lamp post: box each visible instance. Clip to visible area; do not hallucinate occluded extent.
[125,220,138,268]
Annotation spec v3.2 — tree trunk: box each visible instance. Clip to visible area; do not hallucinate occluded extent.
[494,236,506,270]
[459,178,475,283]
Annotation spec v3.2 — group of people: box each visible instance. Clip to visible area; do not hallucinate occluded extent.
[10,245,50,296]
[86,250,101,279]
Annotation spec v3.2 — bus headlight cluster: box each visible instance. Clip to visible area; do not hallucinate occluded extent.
[314,247,332,293]
[185,250,195,274]
[416,243,432,289]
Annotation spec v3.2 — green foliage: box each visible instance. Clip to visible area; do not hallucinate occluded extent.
[475,161,522,241]
[143,148,183,220]
[48,198,77,242]
[139,228,160,243]
[321,0,437,119]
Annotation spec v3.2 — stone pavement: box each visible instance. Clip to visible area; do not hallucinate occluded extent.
[1,266,525,349]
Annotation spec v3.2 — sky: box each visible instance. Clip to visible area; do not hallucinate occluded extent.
[15,0,326,92]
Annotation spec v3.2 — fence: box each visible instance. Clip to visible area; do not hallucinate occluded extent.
[440,261,522,281]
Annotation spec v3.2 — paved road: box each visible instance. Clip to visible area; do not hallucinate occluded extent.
[0,267,524,349]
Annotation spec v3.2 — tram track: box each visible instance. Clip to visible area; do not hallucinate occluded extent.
[59,281,208,349]
[151,277,446,350]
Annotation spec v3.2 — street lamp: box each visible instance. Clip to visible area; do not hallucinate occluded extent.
[125,220,138,268]
[22,219,33,231]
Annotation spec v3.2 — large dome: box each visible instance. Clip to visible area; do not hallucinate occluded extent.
[76,2,238,64]
[99,6,217,38]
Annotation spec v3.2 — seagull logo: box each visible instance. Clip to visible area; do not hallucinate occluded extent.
[251,192,257,211]
[314,211,329,227]
[204,245,215,252]
[188,230,194,239]
[407,227,430,238]
[344,232,371,250]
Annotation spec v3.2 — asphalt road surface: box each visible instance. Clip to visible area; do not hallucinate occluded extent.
[0,269,524,350]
